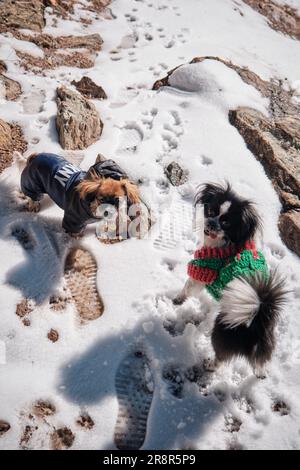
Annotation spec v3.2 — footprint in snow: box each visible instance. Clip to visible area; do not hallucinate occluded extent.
[266,242,286,261]
[114,347,154,450]
[118,123,144,153]
[64,247,104,322]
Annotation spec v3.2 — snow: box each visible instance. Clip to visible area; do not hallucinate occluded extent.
[0,0,300,451]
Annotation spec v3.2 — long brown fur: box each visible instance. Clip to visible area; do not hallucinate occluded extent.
[77,170,140,204]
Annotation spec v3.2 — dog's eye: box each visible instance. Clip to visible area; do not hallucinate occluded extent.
[221,219,230,229]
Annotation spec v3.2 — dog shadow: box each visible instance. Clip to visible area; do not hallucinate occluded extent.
[0,178,71,303]
[58,315,224,450]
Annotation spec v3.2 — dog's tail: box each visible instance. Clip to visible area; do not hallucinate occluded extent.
[219,270,288,330]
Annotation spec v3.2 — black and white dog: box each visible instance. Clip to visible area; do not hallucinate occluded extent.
[175,183,287,377]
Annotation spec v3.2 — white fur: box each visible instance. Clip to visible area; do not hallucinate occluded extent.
[219,201,231,215]
[220,277,260,328]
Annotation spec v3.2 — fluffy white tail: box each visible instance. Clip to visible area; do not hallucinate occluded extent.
[220,271,288,329]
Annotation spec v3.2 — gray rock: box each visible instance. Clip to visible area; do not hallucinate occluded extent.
[56,87,103,150]
[164,161,188,186]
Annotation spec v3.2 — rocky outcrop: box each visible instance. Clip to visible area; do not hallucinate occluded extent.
[243,0,300,40]
[229,108,300,256]
[0,0,45,33]
[56,87,103,150]
[14,32,103,51]
[0,119,27,174]
[71,76,107,100]
[229,108,300,210]
[279,211,300,257]
[153,56,299,118]
[15,33,103,73]
[164,161,188,186]
[0,74,22,101]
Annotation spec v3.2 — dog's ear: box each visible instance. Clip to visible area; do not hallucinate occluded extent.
[238,201,261,246]
[77,176,102,199]
[121,180,140,204]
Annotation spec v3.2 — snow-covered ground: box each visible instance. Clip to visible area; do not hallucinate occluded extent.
[1,0,300,450]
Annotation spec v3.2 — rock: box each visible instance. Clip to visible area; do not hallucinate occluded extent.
[278,211,300,257]
[14,32,103,51]
[0,420,10,436]
[71,76,107,100]
[17,50,96,73]
[0,74,22,101]
[229,107,300,210]
[0,119,27,174]
[153,56,300,118]
[164,161,188,186]
[51,427,75,449]
[0,0,45,33]
[243,0,300,40]
[56,87,103,150]
[47,329,59,342]
[0,61,7,74]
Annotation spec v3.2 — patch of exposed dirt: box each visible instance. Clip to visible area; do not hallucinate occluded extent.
[76,413,95,430]
[47,329,59,342]
[51,427,75,449]
[32,400,56,418]
[16,299,34,319]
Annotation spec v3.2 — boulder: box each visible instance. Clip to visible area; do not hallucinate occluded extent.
[14,32,103,51]
[278,211,300,257]
[0,75,22,101]
[243,0,300,40]
[0,0,45,33]
[56,87,103,150]
[71,76,107,100]
[229,107,300,210]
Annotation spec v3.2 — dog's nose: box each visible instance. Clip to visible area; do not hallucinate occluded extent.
[207,218,219,231]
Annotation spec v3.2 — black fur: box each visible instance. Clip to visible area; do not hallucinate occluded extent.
[212,271,288,368]
[195,182,261,249]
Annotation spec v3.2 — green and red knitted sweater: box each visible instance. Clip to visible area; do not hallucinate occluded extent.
[187,241,268,301]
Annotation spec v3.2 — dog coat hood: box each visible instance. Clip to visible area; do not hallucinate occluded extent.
[187,241,268,300]
[20,153,128,233]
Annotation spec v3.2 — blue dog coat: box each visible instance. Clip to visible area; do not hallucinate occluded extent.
[21,153,127,233]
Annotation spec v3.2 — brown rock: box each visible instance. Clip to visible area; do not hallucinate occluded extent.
[56,87,103,150]
[243,0,300,40]
[0,420,10,436]
[229,107,300,210]
[51,427,75,449]
[278,211,300,257]
[71,76,107,100]
[0,119,27,174]
[17,50,96,73]
[0,0,45,33]
[47,329,59,342]
[0,74,22,101]
[0,61,7,74]
[14,32,103,51]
